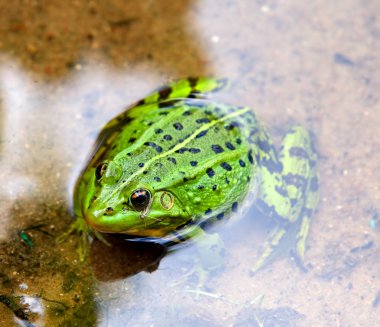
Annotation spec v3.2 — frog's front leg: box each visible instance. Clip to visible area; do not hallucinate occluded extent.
[169,225,224,291]
[56,217,89,261]
[252,125,318,273]
[57,167,110,261]
[57,216,112,262]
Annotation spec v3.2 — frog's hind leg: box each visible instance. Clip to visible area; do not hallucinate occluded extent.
[251,224,287,273]
[294,155,318,260]
[252,125,318,273]
[279,126,318,262]
[101,77,229,132]
[251,126,293,273]
[102,77,229,134]
[136,77,229,106]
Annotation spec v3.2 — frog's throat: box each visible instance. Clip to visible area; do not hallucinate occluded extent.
[104,106,251,204]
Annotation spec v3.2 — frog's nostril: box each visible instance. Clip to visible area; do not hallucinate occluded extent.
[104,207,115,216]
[88,196,97,209]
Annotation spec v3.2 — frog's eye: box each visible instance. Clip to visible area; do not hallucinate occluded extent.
[129,189,151,211]
[95,162,108,181]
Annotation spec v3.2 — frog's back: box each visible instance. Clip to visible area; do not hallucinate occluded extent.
[102,90,261,219]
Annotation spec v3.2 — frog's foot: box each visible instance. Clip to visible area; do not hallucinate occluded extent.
[251,205,316,275]
[57,219,111,262]
[193,232,225,292]
[169,264,209,295]
[170,232,224,293]
[252,215,316,275]
[57,219,89,261]
[251,227,306,275]
[251,226,286,275]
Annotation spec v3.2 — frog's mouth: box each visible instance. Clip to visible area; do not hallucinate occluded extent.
[85,210,186,238]
[84,193,190,238]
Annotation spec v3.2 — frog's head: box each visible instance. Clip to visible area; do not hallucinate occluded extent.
[81,160,191,238]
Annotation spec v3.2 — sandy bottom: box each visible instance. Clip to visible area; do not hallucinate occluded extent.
[0,0,379,326]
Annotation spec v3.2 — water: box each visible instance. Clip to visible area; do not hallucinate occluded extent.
[0,0,380,326]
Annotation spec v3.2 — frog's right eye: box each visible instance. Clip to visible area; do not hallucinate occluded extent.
[95,162,108,181]
[129,189,151,211]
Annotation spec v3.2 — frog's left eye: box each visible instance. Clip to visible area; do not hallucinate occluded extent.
[129,189,151,211]
[95,162,108,181]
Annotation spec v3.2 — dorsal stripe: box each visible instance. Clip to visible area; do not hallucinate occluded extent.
[107,106,251,200]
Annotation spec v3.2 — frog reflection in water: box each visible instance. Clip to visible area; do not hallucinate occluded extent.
[62,77,318,275]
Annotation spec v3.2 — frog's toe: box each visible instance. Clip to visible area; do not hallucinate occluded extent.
[77,229,88,262]
[295,215,311,260]
[57,219,90,261]
[189,266,209,290]
[91,229,111,247]
[56,222,77,244]
[251,226,286,275]
[169,232,224,292]
[170,265,211,295]
[290,249,309,273]
[196,232,225,271]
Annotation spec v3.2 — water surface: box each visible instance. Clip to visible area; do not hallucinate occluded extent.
[0,0,380,326]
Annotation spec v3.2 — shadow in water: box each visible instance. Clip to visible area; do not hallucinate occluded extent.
[90,236,166,282]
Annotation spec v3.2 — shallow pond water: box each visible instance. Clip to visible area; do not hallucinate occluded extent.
[1,0,380,326]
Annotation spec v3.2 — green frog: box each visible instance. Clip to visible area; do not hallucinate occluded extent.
[61,77,318,274]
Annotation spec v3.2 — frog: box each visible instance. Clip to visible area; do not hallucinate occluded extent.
[60,77,318,275]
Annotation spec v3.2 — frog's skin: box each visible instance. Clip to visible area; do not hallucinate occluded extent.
[63,77,318,273]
